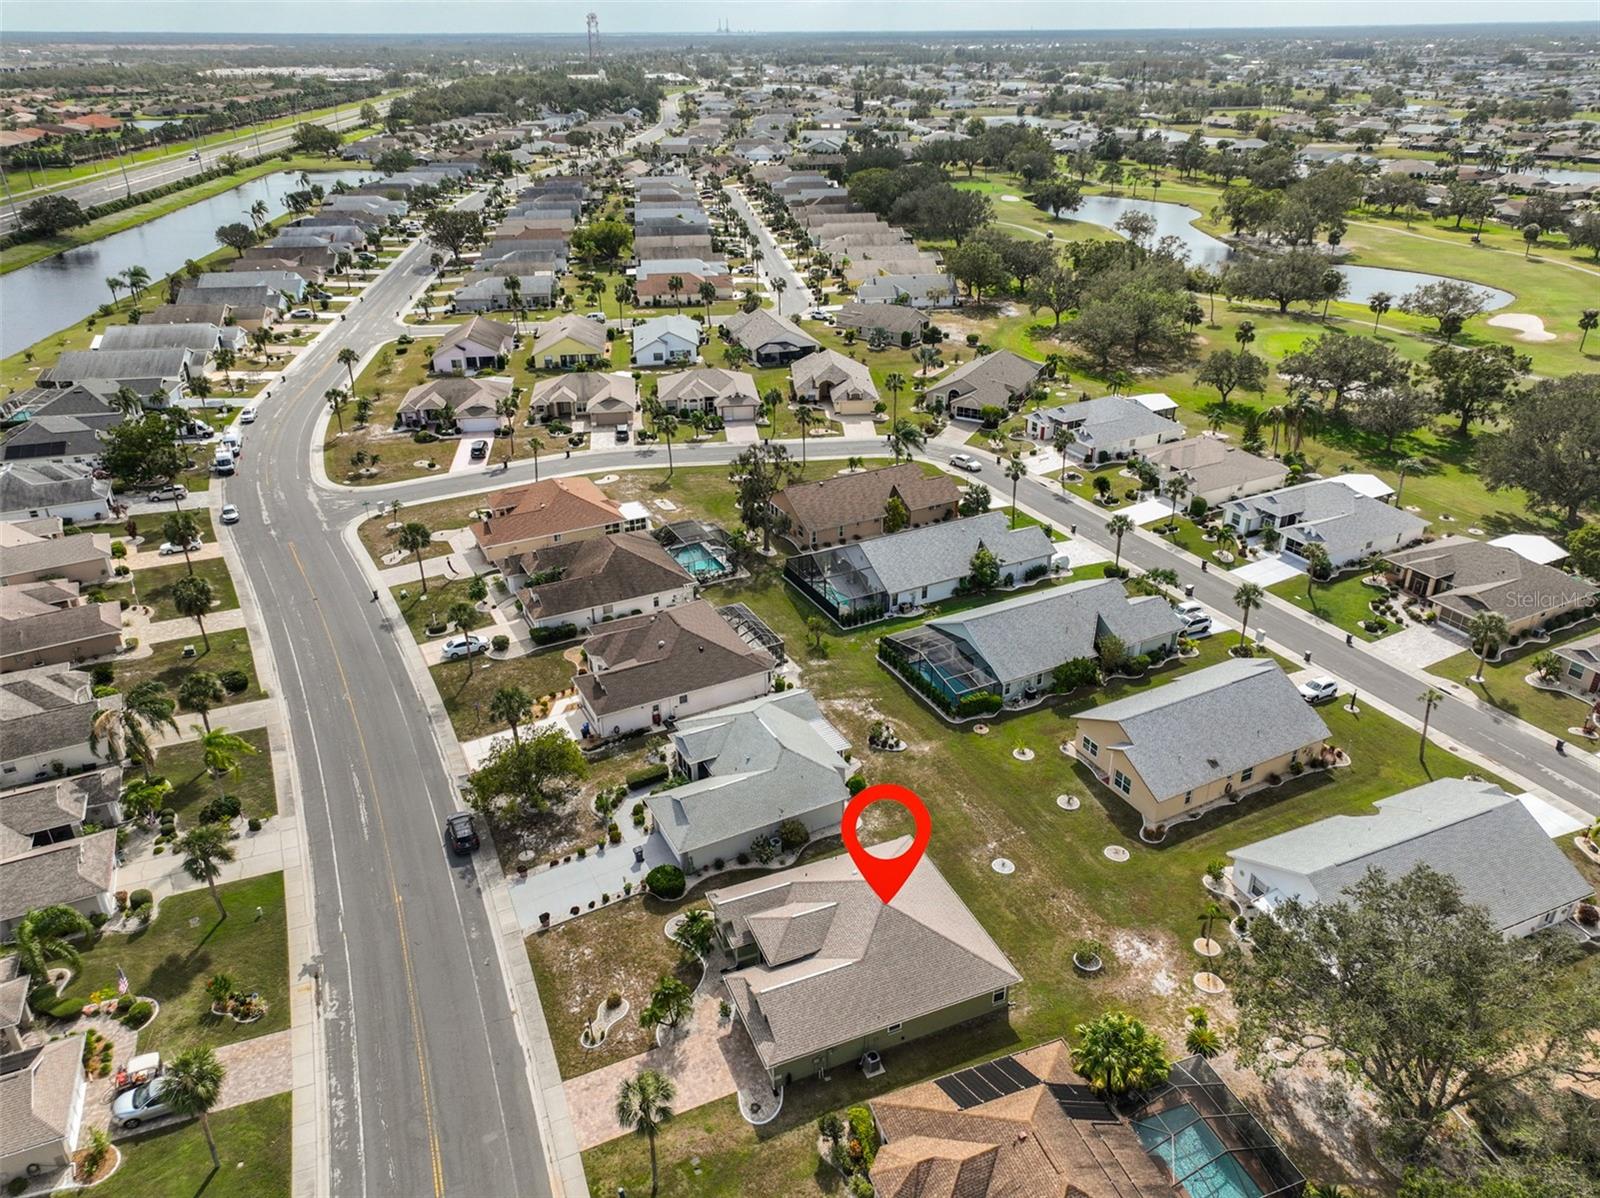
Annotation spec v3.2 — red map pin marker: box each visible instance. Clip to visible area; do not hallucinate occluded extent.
[842,783,931,906]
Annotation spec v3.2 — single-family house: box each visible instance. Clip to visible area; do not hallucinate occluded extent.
[519,531,695,630]
[0,463,115,525]
[0,665,115,784]
[831,302,927,345]
[1139,437,1289,506]
[1549,633,1600,705]
[0,767,123,861]
[39,348,196,404]
[885,578,1185,708]
[1026,395,1185,464]
[0,1038,88,1182]
[645,690,851,872]
[855,272,958,308]
[528,315,608,370]
[710,836,1021,1090]
[395,375,512,435]
[655,367,761,422]
[925,351,1043,423]
[472,476,650,567]
[1228,779,1591,939]
[527,372,638,428]
[95,323,226,356]
[574,601,777,738]
[0,524,111,588]
[429,316,516,376]
[721,309,819,366]
[0,581,122,672]
[634,265,733,307]
[771,463,960,550]
[1386,538,1597,639]
[789,350,879,416]
[786,512,1053,623]
[630,315,701,367]
[0,830,117,941]
[0,387,119,466]
[188,269,306,303]
[1074,658,1333,830]
[1222,480,1429,569]
[451,273,556,313]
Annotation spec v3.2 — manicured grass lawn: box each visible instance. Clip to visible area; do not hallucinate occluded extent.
[55,873,290,1057]
[430,647,576,743]
[1150,517,1242,568]
[359,496,485,567]
[63,1092,291,1198]
[323,337,453,485]
[391,575,491,643]
[1268,571,1396,642]
[154,727,277,823]
[134,558,240,623]
[114,629,264,706]
[1430,621,1600,739]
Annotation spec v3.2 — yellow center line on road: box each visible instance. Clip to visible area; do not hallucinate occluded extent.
[288,540,446,1197]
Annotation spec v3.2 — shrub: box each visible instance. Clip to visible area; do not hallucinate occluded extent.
[491,634,510,652]
[845,1105,879,1169]
[606,991,622,1009]
[129,888,153,909]
[122,1000,155,1029]
[248,817,262,832]
[219,668,250,693]
[849,1177,874,1198]
[9,1176,29,1196]
[645,864,686,899]
[846,774,867,796]
[199,793,242,824]
[90,662,115,686]
[779,818,809,851]
[529,622,578,646]
[626,764,670,789]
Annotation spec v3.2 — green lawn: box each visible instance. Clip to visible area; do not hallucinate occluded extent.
[1430,621,1600,739]
[54,873,290,1056]
[1269,571,1397,642]
[114,629,264,707]
[134,558,240,623]
[1150,517,1242,568]
[153,727,277,823]
[431,648,576,743]
[61,1092,291,1198]
[391,575,492,643]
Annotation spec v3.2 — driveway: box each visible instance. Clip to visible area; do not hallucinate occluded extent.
[1234,555,1304,586]
[1390,622,1472,669]
[507,816,672,932]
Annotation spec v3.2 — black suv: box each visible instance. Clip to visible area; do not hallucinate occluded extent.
[444,812,480,855]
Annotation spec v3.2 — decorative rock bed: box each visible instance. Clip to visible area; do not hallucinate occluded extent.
[1012,747,1035,762]
[580,996,630,1049]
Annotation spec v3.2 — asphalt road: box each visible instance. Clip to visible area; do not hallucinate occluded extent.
[1,103,387,232]
[725,184,811,316]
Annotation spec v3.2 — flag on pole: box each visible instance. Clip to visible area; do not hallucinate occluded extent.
[116,965,129,996]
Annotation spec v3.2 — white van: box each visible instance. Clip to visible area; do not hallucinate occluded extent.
[238,405,258,424]
[212,448,236,476]
[220,431,242,457]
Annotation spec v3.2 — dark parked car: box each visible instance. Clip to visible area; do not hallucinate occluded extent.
[469,440,489,460]
[445,812,480,855]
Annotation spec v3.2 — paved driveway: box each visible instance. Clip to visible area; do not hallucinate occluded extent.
[1390,623,1471,669]
[1234,555,1303,586]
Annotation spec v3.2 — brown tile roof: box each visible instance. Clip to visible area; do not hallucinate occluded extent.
[522,532,692,620]
[776,463,959,533]
[575,600,773,716]
[472,476,624,552]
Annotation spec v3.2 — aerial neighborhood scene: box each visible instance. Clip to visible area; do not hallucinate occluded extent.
[4,1,1600,1196]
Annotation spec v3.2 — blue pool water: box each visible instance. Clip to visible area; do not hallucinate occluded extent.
[669,542,730,579]
[1135,1105,1265,1198]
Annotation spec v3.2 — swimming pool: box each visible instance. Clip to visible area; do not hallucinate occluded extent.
[669,541,731,579]
[1135,1105,1265,1198]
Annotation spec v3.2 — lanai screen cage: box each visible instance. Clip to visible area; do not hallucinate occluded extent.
[784,545,887,623]
[717,602,786,666]
[655,519,736,581]
[882,626,999,704]
[1128,1055,1305,1198]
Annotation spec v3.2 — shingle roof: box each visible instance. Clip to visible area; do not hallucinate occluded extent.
[630,314,701,347]
[790,349,878,400]
[530,314,607,355]
[1141,436,1287,496]
[0,524,110,584]
[575,600,774,716]
[1230,779,1592,931]
[1036,395,1183,448]
[40,347,193,387]
[832,302,928,336]
[522,531,691,619]
[1081,658,1331,800]
[1223,480,1428,563]
[850,512,1053,596]
[437,314,515,354]
[646,690,849,858]
[97,323,221,353]
[528,372,637,411]
[0,1038,82,1158]
[927,350,1041,406]
[655,367,759,407]
[721,308,819,354]
[0,462,107,511]
[1386,537,1596,622]
[396,375,512,419]
[0,830,116,921]
[711,838,1020,1070]
[473,476,624,550]
[777,463,960,532]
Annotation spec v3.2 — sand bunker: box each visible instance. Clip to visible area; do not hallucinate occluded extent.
[1487,312,1556,342]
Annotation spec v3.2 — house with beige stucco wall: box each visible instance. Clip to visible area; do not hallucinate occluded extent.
[1073,658,1333,832]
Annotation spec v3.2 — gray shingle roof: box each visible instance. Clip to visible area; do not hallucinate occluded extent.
[0,462,107,511]
[0,830,116,921]
[1036,395,1184,448]
[1230,779,1592,931]
[1082,658,1331,800]
[0,1037,82,1158]
[1387,537,1597,622]
[721,308,819,355]
[849,512,1053,596]
[1223,480,1429,564]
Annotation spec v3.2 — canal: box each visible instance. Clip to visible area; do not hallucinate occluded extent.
[2,167,373,358]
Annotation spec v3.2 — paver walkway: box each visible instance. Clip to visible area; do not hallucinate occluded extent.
[148,697,275,745]
[216,1028,295,1110]
[138,606,247,646]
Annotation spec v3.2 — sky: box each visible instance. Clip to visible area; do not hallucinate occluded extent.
[2,0,1597,36]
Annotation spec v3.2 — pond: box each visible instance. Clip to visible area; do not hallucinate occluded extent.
[2,167,374,358]
[1062,193,1513,312]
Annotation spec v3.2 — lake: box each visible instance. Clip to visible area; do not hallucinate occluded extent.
[2,167,373,358]
[1057,193,1514,312]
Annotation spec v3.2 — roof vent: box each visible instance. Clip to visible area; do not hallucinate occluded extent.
[658,639,666,649]
[1206,757,1219,768]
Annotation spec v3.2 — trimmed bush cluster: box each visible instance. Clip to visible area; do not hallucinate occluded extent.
[626,763,670,789]
[529,622,578,646]
[219,668,250,693]
[199,793,242,824]
[645,864,686,899]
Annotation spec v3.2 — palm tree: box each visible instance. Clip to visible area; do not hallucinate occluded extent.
[1302,544,1333,611]
[337,347,360,390]
[1071,1011,1171,1096]
[1233,582,1264,651]
[1579,308,1599,353]
[178,671,226,732]
[112,385,143,421]
[1466,612,1508,683]
[1106,514,1134,568]
[162,1047,227,1169]
[1163,476,1189,530]
[397,522,433,595]
[1052,429,1073,484]
[656,413,678,477]
[105,275,123,307]
[887,418,924,466]
[1418,687,1445,763]
[883,371,906,426]
[1368,291,1393,333]
[667,273,685,308]
[123,265,151,303]
[615,1070,676,1198]
[177,822,238,919]
[197,725,257,805]
[1198,901,1228,951]
[1004,454,1027,527]
[697,279,718,321]
[172,574,216,650]
[13,905,94,985]
[92,680,178,776]
[796,405,816,469]
[161,511,201,577]
[1234,319,1256,348]
[248,198,269,233]
[447,602,477,664]
[325,387,349,435]
[496,394,519,464]
[489,687,532,745]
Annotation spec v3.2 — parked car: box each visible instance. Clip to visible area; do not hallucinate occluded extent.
[615,425,630,443]
[469,440,489,460]
[220,504,240,525]
[444,812,480,855]
[441,634,489,661]
[147,484,188,502]
[1172,601,1213,637]
[288,307,314,320]
[239,405,258,424]
[1297,677,1339,704]
[158,537,203,555]
[948,453,981,473]
[585,311,606,323]
[112,1077,173,1128]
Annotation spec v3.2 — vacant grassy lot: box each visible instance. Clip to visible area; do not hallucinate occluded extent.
[1269,571,1397,642]
[134,557,240,623]
[54,872,290,1057]
[324,336,456,485]
[430,647,576,743]
[64,1092,292,1198]
[155,727,276,823]
[1431,620,1600,739]
[115,628,264,706]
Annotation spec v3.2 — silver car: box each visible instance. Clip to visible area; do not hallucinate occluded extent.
[111,1077,173,1128]
[441,634,489,661]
